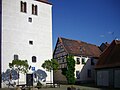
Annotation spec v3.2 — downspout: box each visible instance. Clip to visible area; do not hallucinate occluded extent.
[0,0,2,88]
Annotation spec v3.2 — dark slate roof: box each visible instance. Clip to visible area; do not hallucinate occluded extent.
[59,37,102,58]
[35,0,52,5]
[96,40,120,69]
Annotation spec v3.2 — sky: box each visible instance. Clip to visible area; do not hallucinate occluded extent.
[49,0,120,48]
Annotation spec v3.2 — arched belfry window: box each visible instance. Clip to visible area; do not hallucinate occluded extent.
[32,56,37,62]
[14,54,19,60]
[20,1,27,13]
[32,4,38,15]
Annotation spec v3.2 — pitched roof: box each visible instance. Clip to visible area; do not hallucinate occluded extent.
[58,37,102,58]
[96,40,120,69]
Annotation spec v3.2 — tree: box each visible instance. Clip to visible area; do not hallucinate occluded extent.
[41,59,59,82]
[9,59,29,85]
[62,55,75,84]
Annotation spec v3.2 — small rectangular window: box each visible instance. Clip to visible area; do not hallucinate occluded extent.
[76,58,80,64]
[82,58,85,64]
[29,41,33,45]
[14,54,19,60]
[28,17,32,22]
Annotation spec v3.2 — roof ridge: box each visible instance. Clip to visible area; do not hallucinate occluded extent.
[57,37,101,57]
[60,37,99,47]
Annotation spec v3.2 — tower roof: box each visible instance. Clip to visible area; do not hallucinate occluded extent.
[35,0,52,5]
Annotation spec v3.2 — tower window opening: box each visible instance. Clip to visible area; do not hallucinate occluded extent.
[20,1,27,13]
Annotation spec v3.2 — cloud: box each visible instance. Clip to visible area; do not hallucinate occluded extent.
[108,31,114,35]
[100,35,105,37]
[108,31,112,34]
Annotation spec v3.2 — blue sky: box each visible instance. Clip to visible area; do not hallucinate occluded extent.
[49,0,120,48]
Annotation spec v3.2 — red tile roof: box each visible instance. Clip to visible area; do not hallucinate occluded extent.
[59,37,102,58]
[96,40,120,69]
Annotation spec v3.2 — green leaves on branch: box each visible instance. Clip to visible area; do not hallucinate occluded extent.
[62,55,75,85]
[41,59,59,72]
[42,60,51,72]
[9,59,29,74]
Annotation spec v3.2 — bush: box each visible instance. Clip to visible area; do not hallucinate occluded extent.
[66,55,75,84]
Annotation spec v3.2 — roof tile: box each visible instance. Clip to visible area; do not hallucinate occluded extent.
[96,40,120,69]
[60,37,102,58]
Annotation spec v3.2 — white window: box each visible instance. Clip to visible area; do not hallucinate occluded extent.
[76,58,80,64]
[82,58,85,64]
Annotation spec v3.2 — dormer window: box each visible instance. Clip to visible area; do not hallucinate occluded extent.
[20,1,27,13]
[32,4,38,15]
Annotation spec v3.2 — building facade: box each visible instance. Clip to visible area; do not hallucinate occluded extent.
[1,0,52,87]
[53,37,102,84]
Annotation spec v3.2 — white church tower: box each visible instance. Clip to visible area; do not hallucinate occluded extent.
[1,0,52,87]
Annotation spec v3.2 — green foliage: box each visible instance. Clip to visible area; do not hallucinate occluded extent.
[65,55,75,84]
[42,60,52,72]
[9,59,29,85]
[41,59,59,72]
[9,59,29,74]
[51,59,59,71]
